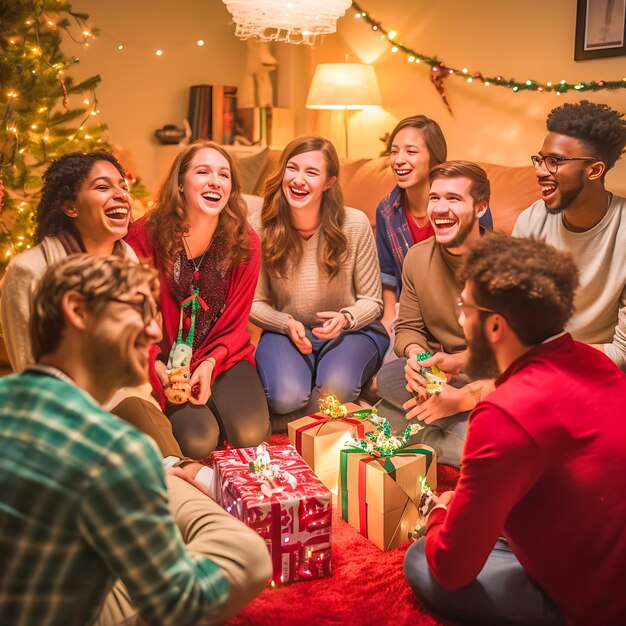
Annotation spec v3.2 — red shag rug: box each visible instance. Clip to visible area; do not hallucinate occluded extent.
[226,434,459,626]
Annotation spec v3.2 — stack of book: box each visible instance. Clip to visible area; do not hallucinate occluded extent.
[188,85,237,144]
[235,107,272,146]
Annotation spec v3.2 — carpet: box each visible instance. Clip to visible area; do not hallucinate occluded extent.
[226,434,459,626]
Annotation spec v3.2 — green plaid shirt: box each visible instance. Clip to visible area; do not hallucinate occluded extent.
[0,369,229,626]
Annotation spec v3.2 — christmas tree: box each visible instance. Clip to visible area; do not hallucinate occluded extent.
[0,0,109,269]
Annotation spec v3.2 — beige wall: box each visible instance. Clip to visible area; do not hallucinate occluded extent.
[70,0,249,190]
[309,0,626,194]
[70,0,625,195]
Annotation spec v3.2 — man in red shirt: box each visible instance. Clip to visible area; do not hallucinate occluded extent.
[404,233,626,625]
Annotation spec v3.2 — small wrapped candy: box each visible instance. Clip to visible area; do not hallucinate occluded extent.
[409,476,437,540]
[417,352,447,395]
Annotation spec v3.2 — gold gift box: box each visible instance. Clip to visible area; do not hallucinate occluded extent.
[338,444,437,551]
[288,403,376,492]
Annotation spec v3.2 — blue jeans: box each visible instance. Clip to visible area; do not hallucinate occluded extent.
[404,537,564,625]
[255,324,389,424]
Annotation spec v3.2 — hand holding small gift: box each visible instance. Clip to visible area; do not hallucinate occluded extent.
[410,478,454,540]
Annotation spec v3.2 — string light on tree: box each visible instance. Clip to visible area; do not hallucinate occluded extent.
[0,0,110,268]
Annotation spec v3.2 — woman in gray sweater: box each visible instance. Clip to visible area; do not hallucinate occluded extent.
[250,135,388,428]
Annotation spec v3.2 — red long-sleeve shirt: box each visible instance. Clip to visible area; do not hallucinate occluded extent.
[425,334,626,625]
[126,218,260,409]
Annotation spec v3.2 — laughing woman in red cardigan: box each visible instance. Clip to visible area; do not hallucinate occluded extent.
[126,140,270,458]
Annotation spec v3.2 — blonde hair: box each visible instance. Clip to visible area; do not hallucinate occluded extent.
[260,135,347,279]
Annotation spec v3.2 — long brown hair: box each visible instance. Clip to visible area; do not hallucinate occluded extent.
[260,135,347,279]
[146,140,250,274]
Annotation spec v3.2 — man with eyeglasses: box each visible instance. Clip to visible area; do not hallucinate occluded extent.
[404,233,626,625]
[377,161,493,467]
[0,254,271,626]
[513,100,626,371]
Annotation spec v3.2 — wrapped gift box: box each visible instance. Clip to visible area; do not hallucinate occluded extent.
[288,403,377,492]
[212,444,332,585]
[338,444,437,551]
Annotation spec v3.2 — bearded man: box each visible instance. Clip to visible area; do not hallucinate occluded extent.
[376,160,493,467]
[513,100,626,371]
[404,233,626,626]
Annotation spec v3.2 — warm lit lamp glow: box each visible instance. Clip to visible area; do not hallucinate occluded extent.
[306,62,382,156]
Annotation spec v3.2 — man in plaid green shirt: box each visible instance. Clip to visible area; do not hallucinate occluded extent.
[0,255,270,626]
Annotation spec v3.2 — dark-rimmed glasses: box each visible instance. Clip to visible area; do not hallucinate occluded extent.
[530,154,598,175]
[109,293,158,326]
[457,298,497,316]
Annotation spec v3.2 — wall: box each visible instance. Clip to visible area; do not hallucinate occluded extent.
[70,0,249,190]
[69,0,313,191]
[70,0,625,194]
[309,0,626,193]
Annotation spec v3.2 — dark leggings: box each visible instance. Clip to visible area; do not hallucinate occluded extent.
[166,360,271,459]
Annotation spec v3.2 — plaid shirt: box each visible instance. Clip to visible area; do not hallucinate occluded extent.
[0,369,229,626]
[375,186,494,297]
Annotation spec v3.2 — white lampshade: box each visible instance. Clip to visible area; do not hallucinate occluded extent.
[222,0,352,45]
[306,63,382,110]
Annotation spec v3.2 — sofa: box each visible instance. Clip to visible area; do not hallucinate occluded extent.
[234,147,540,234]
[231,147,541,358]
[0,149,540,373]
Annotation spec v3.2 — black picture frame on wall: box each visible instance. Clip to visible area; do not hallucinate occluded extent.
[575,0,626,60]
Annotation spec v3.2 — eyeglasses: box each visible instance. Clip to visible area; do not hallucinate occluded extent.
[109,293,158,326]
[530,154,598,174]
[457,298,498,315]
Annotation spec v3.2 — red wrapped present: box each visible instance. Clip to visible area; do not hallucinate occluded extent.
[288,402,377,492]
[212,443,332,585]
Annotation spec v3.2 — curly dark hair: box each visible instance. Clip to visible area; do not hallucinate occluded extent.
[546,100,626,172]
[459,232,579,345]
[35,151,125,244]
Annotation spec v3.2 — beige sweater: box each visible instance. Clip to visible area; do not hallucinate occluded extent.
[395,238,466,358]
[250,207,383,333]
[0,236,155,410]
[513,194,626,371]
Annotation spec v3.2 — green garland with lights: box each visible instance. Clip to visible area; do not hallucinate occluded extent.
[351,1,626,97]
[0,0,110,269]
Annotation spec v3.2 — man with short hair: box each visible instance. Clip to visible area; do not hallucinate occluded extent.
[0,254,271,626]
[513,100,626,370]
[404,233,626,625]
[377,160,492,467]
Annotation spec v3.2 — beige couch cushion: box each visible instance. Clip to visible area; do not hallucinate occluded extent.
[252,150,539,235]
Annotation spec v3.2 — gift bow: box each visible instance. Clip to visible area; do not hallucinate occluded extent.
[246,443,297,498]
[348,416,424,457]
[318,395,378,420]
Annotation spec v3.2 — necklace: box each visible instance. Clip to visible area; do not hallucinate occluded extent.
[182,235,211,284]
[408,211,429,229]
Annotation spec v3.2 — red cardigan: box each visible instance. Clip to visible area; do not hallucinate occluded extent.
[425,334,626,625]
[125,218,260,408]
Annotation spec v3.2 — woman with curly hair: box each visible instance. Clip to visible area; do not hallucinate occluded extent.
[250,135,388,428]
[126,140,270,457]
[0,151,198,462]
[1,151,134,371]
